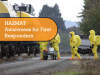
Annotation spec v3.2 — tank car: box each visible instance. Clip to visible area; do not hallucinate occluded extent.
[0,0,40,59]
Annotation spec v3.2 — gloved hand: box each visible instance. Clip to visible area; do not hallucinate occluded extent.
[90,46,92,48]
[90,44,94,48]
[92,44,94,48]
[50,43,52,46]
[50,42,54,45]
[73,46,75,48]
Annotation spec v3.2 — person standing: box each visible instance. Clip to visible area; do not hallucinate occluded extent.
[37,41,48,60]
[89,30,99,59]
[49,33,61,60]
[69,31,81,60]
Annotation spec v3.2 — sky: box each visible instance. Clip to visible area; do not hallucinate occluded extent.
[8,0,84,22]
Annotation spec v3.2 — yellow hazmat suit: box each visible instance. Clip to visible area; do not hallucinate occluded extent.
[69,31,81,60]
[37,41,48,60]
[89,30,99,59]
[49,33,60,60]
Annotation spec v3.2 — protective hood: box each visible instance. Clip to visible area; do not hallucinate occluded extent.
[70,31,75,38]
[89,30,95,37]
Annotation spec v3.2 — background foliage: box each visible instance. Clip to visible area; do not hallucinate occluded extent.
[39,4,66,31]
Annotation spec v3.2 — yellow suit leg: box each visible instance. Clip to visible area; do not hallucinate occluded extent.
[72,53,75,59]
[57,51,60,58]
[53,43,60,59]
[40,50,43,59]
[37,42,48,60]
[40,45,43,59]
[92,45,98,59]
[76,53,81,59]
[39,43,48,59]
[74,47,81,59]
[71,48,75,59]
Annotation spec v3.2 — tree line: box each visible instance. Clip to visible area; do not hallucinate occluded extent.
[77,0,100,35]
[30,4,66,31]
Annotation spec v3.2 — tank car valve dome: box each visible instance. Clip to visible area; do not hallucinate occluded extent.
[0,1,18,17]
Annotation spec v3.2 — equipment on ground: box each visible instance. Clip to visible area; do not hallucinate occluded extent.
[43,47,57,60]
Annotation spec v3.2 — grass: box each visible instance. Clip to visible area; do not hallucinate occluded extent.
[78,58,100,75]
[51,72,78,75]
[49,55,100,75]
[30,55,33,58]
[42,66,81,75]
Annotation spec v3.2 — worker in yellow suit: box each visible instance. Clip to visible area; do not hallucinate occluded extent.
[69,31,81,60]
[49,33,60,60]
[37,41,48,60]
[89,30,99,59]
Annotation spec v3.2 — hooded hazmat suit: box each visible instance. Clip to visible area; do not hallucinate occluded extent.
[89,30,100,59]
[69,31,81,60]
[49,33,60,60]
[37,41,48,60]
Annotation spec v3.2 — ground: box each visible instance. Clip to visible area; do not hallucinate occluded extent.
[0,53,95,75]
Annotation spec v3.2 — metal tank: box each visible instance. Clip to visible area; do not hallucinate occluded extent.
[0,0,40,59]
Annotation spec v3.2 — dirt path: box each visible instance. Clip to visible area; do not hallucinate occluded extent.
[26,59,75,75]
[0,54,94,75]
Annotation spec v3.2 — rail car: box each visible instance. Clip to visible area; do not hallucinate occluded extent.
[0,0,40,59]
